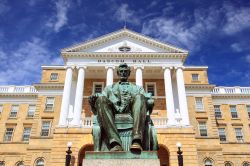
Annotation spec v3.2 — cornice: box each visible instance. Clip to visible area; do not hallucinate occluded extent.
[212,94,250,98]
[33,83,64,90]
[61,28,188,53]
[41,65,65,69]
[0,93,37,97]
[184,66,208,70]
[61,52,188,62]
[185,84,215,90]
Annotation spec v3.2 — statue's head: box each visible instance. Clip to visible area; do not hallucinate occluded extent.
[117,63,131,82]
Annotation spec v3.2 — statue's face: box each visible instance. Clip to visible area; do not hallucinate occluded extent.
[118,67,130,82]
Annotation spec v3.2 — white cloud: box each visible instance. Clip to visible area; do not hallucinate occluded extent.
[0,0,10,15]
[147,0,159,9]
[142,2,250,52]
[0,37,63,85]
[231,43,243,52]
[50,56,64,64]
[142,7,220,51]
[46,0,71,32]
[27,0,36,6]
[114,3,140,26]
[246,55,250,63]
[223,4,250,35]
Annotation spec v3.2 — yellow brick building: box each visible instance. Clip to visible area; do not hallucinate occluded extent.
[0,29,250,166]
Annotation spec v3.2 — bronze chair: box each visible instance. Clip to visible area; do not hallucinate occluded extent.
[90,94,158,151]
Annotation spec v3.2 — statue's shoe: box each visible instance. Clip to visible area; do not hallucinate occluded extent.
[130,142,143,152]
[110,145,123,151]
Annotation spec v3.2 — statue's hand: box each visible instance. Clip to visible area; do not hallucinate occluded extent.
[88,94,100,114]
[147,98,154,114]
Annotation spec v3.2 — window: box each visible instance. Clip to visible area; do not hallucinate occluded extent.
[214,105,222,118]
[225,162,232,166]
[27,105,36,117]
[204,159,213,166]
[35,159,44,166]
[45,97,55,111]
[0,105,3,114]
[192,74,199,81]
[22,127,31,142]
[230,106,238,118]
[235,128,243,142]
[199,122,208,136]
[50,73,58,80]
[195,97,204,111]
[9,105,19,118]
[41,121,51,136]
[218,128,226,142]
[93,82,104,94]
[243,162,250,166]
[146,83,156,96]
[247,105,250,118]
[4,128,14,142]
[16,161,24,166]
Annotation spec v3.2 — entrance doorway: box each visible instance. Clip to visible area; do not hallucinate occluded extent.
[78,144,94,166]
[157,144,170,166]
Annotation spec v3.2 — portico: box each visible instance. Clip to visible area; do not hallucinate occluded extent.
[58,63,190,128]
[57,28,190,128]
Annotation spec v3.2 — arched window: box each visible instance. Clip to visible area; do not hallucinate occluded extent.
[243,162,250,166]
[225,161,233,166]
[16,161,24,166]
[0,161,4,166]
[204,159,213,166]
[35,159,44,166]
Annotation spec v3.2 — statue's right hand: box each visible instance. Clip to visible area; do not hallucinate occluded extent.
[89,94,101,115]
[88,94,100,105]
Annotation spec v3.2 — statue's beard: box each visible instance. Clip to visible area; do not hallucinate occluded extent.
[120,76,128,82]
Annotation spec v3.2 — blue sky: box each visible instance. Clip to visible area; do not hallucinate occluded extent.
[0,0,249,86]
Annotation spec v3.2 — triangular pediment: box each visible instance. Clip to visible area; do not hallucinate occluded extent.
[61,29,188,53]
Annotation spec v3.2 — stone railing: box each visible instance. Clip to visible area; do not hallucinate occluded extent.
[82,117,93,128]
[151,117,168,128]
[0,86,37,93]
[212,87,250,95]
[81,117,168,128]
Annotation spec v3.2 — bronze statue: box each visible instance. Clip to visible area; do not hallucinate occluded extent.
[89,63,158,152]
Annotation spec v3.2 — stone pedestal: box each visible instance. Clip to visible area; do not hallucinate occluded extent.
[82,151,160,166]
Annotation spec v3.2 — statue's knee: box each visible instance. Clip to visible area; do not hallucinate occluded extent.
[95,96,109,114]
[134,94,145,100]
[96,96,109,105]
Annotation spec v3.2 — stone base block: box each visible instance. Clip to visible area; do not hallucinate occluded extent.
[82,159,160,166]
[83,151,160,166]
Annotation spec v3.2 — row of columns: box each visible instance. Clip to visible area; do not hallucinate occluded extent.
[58,65,190,127]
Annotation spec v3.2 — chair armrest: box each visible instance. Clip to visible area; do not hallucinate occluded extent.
[147,98,154,114]
[88,94,99,115]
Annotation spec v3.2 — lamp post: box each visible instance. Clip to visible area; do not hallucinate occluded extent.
[65,142,72,166]
[176,142,183,166]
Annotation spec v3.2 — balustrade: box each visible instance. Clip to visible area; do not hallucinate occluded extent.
[0,86,37,93]
[212,87,250,94]
[81,117,168,128]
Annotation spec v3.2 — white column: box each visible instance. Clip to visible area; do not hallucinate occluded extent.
[176,67,190,126]
[134,65,144,86]
[163,66,176,126]
[58,66,74,127]
[105,66,115,86]
[70,66,86,127]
